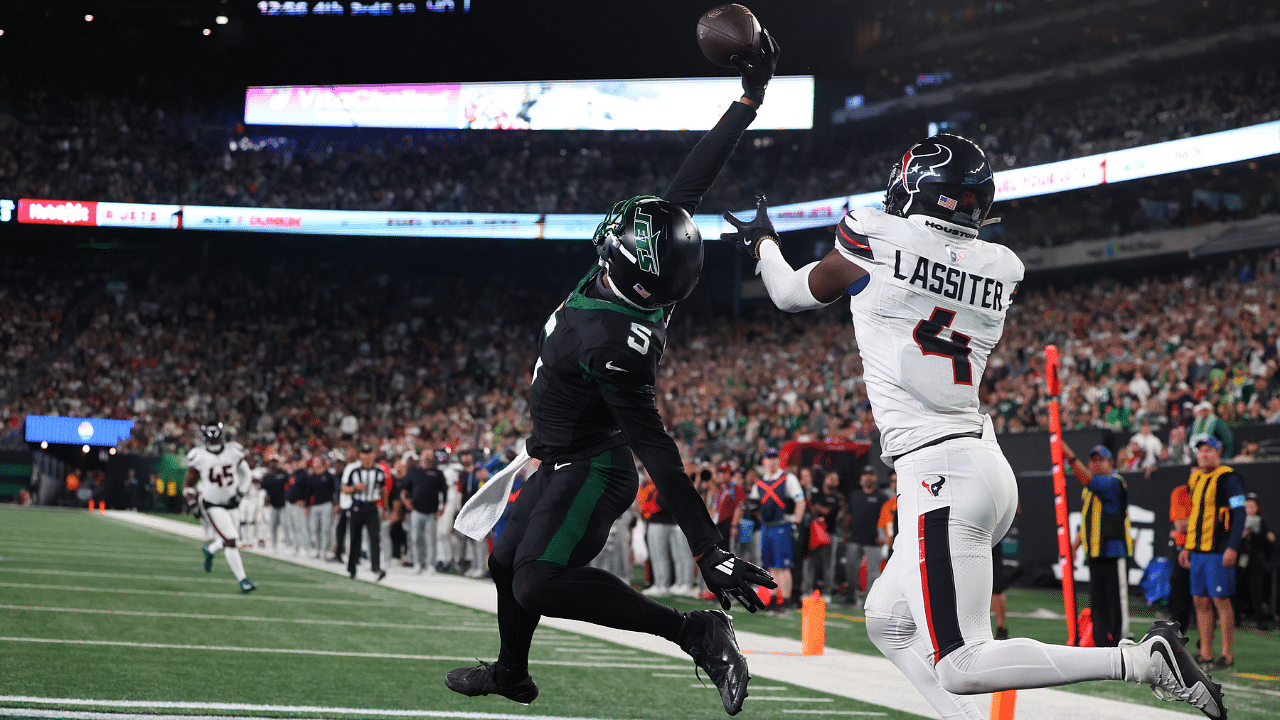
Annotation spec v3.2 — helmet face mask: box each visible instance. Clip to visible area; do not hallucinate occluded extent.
[200,421,224,452]
[883,134,995,230]
[592,195,704,308]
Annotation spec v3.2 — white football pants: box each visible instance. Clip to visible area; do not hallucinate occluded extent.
[864,428,1123,720]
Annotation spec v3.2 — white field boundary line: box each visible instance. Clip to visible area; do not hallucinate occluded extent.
[0,697,643,720]
[0,582,390,605]
[0,605,496,632]
[0,637,688,671]
[0,568,345,589]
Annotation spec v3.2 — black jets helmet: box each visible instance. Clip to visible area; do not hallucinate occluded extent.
[883,133,995,230]
[592,195,704,309]
[199,420,225,452]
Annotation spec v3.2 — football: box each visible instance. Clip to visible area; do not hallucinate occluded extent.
[696,4,762,68]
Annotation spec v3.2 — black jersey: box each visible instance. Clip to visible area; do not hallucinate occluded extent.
[527,271,669,462]
[522,100,759,557]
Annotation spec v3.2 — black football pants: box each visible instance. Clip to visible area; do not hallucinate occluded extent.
[347,503,381,575]
[488,446,685,677]
[1087,556,1126,646]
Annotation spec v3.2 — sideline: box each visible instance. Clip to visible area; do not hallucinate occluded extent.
[104,511,1199,720]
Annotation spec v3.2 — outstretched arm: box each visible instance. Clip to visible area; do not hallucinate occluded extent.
[725,197,866,310]
[663,31,778,214]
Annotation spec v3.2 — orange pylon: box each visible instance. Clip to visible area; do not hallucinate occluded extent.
[801,590,825,655]
[989,690,1017,720]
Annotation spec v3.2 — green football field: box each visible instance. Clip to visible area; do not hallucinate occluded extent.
[2,505,1277,720]
[0,506,913,720]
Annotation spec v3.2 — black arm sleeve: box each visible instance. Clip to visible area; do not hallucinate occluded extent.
[662,101,758,215]
[605,400,721,557]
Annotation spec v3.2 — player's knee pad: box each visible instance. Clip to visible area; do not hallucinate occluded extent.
[512,561,563,615]
[225,539,236,549]
[865,610,915,652]
[934,640,986,695]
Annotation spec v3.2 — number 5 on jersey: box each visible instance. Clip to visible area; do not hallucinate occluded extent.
[627,322,652,354]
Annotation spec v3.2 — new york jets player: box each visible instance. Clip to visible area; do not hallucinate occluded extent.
[446,31,779,717]
[184,421,256,593]
[724,134,1225,719]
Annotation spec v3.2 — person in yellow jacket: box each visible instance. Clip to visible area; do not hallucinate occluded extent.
[1064,443,1132,647]
[1179,436,1247,674]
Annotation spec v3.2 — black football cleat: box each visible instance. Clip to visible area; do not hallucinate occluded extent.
[203,547,214,572]
[680,610,750,715]
[445,661,538,705]
[1136,620,1227,719]
[239,578,256,594]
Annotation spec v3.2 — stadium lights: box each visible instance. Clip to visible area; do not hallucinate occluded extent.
[84,14,93,22]
[82,445,90,453]
[40,441,48,449]
[216,15,228,24]
[109,447,117,455]
[202,28,211,35]
[0,29,5,36]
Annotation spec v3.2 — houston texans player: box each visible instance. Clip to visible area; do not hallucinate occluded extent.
[722,134,1225,719]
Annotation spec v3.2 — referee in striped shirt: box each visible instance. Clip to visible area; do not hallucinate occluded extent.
[342,442,388,581]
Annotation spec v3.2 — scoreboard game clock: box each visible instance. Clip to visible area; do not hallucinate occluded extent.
[256,1,471,15]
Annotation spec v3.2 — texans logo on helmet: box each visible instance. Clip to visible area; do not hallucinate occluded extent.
[923,475,946,497]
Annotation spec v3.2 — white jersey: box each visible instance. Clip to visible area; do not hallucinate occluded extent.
[834,208,1024,462]
[186,442,250,506]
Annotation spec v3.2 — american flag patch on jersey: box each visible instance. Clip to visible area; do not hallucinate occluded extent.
[937,195,958,211]
[633,283,651,299]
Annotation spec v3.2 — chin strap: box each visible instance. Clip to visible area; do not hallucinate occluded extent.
[980,216,1002,227]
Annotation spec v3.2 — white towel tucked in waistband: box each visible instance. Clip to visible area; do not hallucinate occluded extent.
[453,443,533,541]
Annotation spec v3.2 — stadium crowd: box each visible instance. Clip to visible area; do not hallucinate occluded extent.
[4,244,1280,471]
[2,65,1278,249]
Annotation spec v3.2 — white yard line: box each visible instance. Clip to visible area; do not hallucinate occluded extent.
[773,707,885,712]
[745,697,834,703]
[0,697,640,720]
[1,547,205,561]
[0,567,340,589]
[0,637,686,671]
[0,582,389,605]
[0,604,495,632]
[1221,681,1280,698]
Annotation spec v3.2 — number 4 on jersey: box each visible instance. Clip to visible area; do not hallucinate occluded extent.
[913,307,973,385]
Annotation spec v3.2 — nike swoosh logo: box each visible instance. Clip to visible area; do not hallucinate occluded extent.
[605,361,627,372]
[1150,639,1184,688]
[555,462,571,470]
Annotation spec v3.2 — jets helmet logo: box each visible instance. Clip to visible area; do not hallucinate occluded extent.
[632,209,660,275]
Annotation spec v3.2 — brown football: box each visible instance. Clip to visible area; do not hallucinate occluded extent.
[696,4,762,68]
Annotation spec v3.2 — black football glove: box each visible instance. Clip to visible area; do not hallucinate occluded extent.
[731,28,779,104]
[697,546,776,613]
[721,195,778,259]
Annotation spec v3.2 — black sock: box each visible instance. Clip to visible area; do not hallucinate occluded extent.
[675,610,708,646]
[515,561,686,642]
[494,659,527,687]
[492,558,540,680]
